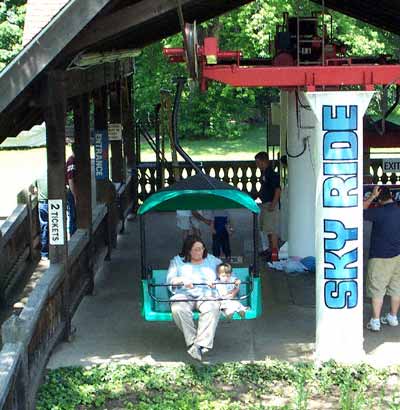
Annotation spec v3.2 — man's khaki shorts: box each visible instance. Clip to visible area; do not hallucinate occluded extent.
[367,255,400,298]
[260,202,280,235]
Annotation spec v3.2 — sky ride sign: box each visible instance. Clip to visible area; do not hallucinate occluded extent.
[305,91,374,363]
[94,130,109,180]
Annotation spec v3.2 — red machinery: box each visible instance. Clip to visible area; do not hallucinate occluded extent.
[272,12,344,66]
[163,16,400,91]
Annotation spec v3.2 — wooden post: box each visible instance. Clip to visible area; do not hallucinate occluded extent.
[43,70,70,339]
[73,94,94,294]
[363,147,371,183]
[109,81,124,183]
[17,189,34,261]
[122,76,137,219]
[73,94,92,229]
[123,76,135,171]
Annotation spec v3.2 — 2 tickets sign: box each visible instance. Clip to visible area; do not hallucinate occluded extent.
[48,200,64,245]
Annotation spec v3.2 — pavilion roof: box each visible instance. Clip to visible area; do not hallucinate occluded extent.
[1,0,400,143]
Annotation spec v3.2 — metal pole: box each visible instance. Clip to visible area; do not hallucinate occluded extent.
[253,213,259,275]
[322,0,325,66]
[140,214,146,279]
[154,104,162,188]
[172,78,202,175]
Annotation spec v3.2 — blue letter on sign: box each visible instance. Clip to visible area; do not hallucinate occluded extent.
[325,249,358,279]
[323,176,358,207]
[324,220,358,251]
[323,131,358,160]
[325,280,358,309]
[322,105,357,131]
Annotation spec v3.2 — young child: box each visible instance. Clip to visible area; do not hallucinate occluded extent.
[214,263,248,319]
[211,210,233,260]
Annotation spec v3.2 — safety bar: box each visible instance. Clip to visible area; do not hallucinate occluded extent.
[146,280,254,303]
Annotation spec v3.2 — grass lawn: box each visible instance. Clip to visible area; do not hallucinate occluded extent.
[36,361,400,410]
[139,125,267,161]
[0,148,47,218]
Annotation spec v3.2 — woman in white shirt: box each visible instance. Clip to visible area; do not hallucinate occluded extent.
[167,235,221,361]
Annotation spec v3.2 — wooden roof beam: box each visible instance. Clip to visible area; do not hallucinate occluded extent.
[38,59,134,106]
[65,0,192,56]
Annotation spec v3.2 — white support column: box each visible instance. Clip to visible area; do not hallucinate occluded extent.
[279,91,289,242]
[305,91,374,363]
[287,90,316,258]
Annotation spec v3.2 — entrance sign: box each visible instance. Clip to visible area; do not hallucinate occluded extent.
[382,158,400,172]
[108,123,123,141]
[49,199,65,245]
[305,91,374,363]
[94,130,109,180]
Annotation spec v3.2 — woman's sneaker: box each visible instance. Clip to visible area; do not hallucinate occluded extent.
[381,313,399,327]
[366,318,381,332]
[187,344,202,361]
[200,347,209,355]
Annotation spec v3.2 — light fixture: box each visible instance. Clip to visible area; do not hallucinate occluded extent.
[69,49,141,69]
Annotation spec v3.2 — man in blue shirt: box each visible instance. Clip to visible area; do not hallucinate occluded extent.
[364,185,400,332]
[255,151,281,261]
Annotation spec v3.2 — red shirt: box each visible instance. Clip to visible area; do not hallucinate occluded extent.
[66,155,76,185]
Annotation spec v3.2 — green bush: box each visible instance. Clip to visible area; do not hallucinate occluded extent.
[36,361,398,410]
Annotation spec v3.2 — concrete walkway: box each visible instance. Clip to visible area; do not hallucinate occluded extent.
[47,211,400,369]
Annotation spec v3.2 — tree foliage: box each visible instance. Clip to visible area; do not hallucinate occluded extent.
[0,0,26,71]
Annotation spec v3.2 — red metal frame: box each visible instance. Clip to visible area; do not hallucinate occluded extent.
[201,64,400,91]
[164,37,400,91]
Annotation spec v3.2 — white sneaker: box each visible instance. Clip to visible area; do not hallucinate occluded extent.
[381,313,399,327]
[187,344,202,361]
[367,318,381,332]
[200,347,209,355]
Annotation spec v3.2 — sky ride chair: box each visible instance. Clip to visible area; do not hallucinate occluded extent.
[138,173,262,322]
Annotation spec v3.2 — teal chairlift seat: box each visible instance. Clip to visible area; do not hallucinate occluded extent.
[138,174,262,322]
[141,268,262,321]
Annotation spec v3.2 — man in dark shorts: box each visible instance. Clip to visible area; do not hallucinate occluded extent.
[364,185,400,332]
[255,151,281,261]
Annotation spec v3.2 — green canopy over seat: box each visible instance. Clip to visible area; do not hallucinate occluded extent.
[138,174,260,214]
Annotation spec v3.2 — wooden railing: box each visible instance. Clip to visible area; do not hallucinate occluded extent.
[0,179,134,410]
[0,191,41,305]
[137,160,263,204]
[370,158,400,185]
[136,159,400,206]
